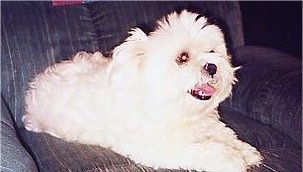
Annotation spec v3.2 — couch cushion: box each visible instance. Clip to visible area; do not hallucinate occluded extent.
[219,105,300,150]
[226,46,302,146]
[220,105,301,172]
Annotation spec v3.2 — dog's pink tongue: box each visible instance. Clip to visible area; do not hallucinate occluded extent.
[194,83,215,96]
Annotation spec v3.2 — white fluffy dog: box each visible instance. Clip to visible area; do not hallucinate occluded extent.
[23,10,263,172]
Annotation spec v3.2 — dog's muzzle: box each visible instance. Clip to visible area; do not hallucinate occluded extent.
[188,63,217,100]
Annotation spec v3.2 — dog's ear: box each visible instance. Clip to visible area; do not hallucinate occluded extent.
[107,28,147,86]
[111,28,147,67]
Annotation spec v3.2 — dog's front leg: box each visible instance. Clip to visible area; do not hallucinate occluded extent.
[121,139,247,172]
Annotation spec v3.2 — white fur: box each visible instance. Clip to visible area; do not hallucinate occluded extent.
[23,10,262,172]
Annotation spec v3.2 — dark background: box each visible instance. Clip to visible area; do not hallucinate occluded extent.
[240,1,302,58]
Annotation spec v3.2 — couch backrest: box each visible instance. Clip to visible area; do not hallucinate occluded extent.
[1,1,243,127]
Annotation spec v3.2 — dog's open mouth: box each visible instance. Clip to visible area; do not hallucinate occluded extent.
[188,83,215,100]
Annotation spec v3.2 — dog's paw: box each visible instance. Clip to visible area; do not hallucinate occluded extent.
[239,142,263,168]
[191,144,247,172]
[22,115,42,132]
[130,142,247,172]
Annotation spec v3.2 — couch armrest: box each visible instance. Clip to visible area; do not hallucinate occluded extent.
[1,95,38,172]
[226,46,302,146]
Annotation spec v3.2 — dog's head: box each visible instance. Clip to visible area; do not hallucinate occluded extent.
[109,10,237,112]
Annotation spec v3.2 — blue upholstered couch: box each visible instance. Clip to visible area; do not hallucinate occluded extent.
[1,1,301,171]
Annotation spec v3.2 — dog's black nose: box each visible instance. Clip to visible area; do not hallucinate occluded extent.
[204,63,217,76]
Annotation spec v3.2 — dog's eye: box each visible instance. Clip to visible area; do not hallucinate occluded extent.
[207,50,215,53]
[176,52,190,65]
